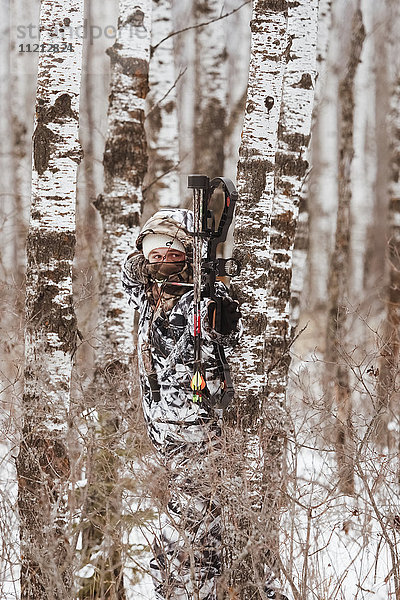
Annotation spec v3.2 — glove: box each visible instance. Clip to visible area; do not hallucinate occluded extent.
[207,298,241,335]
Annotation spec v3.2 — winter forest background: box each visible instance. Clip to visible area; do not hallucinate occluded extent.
[1,0,400,599]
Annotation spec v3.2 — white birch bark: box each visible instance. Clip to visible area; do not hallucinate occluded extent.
[193,0,227,177]
[78,2,151,596]
[94,0,151,359]
[16,1,84,598]
[376,0,400,449]
[226,1,289,595]
[307,3,339,309]
[274,0,318,340]
[290,0,332,332]
[223,0,252,181]
[350,0,376,300]
[145,0,180,208]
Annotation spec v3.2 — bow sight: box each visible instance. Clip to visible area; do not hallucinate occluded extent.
[188,174,240,407]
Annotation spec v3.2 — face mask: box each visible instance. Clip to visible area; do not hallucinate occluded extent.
[147,261,186,281]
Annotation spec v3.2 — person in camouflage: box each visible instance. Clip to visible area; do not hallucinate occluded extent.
[122,208,289,600]
[122,208,241,600]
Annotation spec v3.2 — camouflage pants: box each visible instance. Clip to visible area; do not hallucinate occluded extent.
[150,432,222,600]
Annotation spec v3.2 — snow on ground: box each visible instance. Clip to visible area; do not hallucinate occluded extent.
[281,442,396,599]
[0,438,20,600]
[1,346,398,599]
[283,351,399,599]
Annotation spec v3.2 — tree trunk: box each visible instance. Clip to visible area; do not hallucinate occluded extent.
[193,0,227,177]
[307,22,339,313]
[172,0,196,201]
[78,2,151,597]
[364,2,390,300]
[225,2,289,597]
[16,1,84,598]
[222,0,252,182]
[376,0,400,448]
[274,0,319,339]
[350,0,376,303]
[144,0,180,212]
[0,0,15,393]
[324,6,365,496]
[290,0,333,333]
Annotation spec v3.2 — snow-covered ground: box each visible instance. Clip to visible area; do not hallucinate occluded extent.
[0,440,20,600]
[282,346,399,600]
[1,352,398,599]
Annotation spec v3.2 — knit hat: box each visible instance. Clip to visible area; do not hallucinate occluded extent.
[142,233,186,259]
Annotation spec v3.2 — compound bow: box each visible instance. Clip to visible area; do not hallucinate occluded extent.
[188,174,240,408]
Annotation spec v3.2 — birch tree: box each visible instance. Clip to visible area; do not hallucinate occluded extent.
[376,0,400,447]
[16,1,84,598]
[307,10,339,311]
[223,0,252,182]
[226,1,289,595]
[193,0,227,177]
[78,2,151,596]
[145,0,180,209]
[290,0,332,332]
[350,0,376,301]
[275,0,318,340]
[224,0,319,594]
[365,2,389,295]
[324,6,365,495]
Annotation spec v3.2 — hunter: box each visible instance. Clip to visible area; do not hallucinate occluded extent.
[122,207,288,599]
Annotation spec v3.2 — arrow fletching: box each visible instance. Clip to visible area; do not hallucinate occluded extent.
[191,371,206,402]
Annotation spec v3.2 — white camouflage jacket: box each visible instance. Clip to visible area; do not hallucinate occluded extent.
[121,209,241,454]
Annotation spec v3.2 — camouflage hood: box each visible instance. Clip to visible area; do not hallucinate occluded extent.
[136,209,194,258]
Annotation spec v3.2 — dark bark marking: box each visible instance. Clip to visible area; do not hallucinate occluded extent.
[264,96,275,111]
[124,7,145,28]
[33,94,77,175]
[33,124,56,175]
[277,128,311,151]
[292,72,313,89]
[94,194,141,228]
[237,157,273,204]
[255,0,288,13]
[25,229,77,354]
[103,120,148,185]
[147,103,162,134]
[275,151,308,180]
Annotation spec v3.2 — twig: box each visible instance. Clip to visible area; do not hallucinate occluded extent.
[145,67,187,119]
[151,1,251,53]
[354,455,400,599]
[142,154,188,194]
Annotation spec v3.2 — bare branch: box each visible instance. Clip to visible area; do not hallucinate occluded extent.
[145,67,187,119]
[151,0,251,54]
[142,153,188,194]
